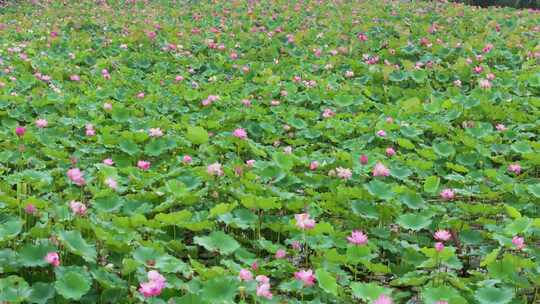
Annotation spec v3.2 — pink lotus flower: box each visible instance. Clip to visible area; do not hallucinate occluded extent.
[434,230,452,241]
[336,167,352,180]
[70,74,80,82]
[69,201,87,216]
[67,168,86,186]
[291,241,301,250]
[183,155,192,164]
[85,124,95,136]
[103,102,113,111]
[372,162,390,177]
[440,188,455,200]
[495,123,507,131]
[238,268,253,281]
[386,147,396,157]
[294,269,315,286]
[374,294,393,304]
[376,130,386,137]
[137,160,151,171]
[251,261,258,271]
[345,70,354,78]
[347,230,368,245]
[482,43,493,53]
[136,92,145,99]
[360,154,369,165]
[435,242,445,252]
[512,236,525,250]
[175,75,184,82]
[454,79,462,87]
[436,301,449,304]
[486,73,495,80]
[139,270,166,297]
[479,79,492,89]
[310,161,319,170]
[385,116,394,123]
[233,128,248,140]
[473,66,483,74]
[15,126,26,137]
[246,159,255,167]
[508,163,521,175]
[322,108,335,118]
[295,213,315,230]
[275,249,286,259]
[103,158,114,166]
[105,177,118,190]
[25,204,37,215]
[357,32,368,41]
[207,162,223,176]
[45,252,60,267]
[256,282,273,299]
[35,119,48,128]
[256,275,269,284]
[241,99,251,106]
[149,128,163,137]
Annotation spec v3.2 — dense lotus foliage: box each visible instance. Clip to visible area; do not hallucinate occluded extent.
[0,0,539,303]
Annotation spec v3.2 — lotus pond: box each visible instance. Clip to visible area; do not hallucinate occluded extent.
[0,0,539,303]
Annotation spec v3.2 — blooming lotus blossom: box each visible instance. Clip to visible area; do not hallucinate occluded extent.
[183,155,192,164]
[360,154,369,165]
[233,128,247,140]
[372,162,390,177]
[434,230,452,241]
[344,70,354,78]
[251,261,258,270]
[67,168,86,186]
[275,249,286,259]
[69,201,87,216]
[291,241,301,250]
[241,99,251,106]
[495,123,507,131]
[295,213,315,230]
[479,79,492,89]
[435,242,445,252]
[15,126,26,137]
[376,130,386,137]
[139,270,166,297]
[175,75,184,82]
[294,269,316,286]
[454,79,462,87]
[149,128,163,137]
[246,159,255,167]
[137,160,151,170]
[440,188,455,200]
[105,177,118,190]
[322,108,335,118]
[207,162,223,176]
[310,161,319,170]
[45,252,60,267]
[238,268,253,281]
[347,230,368,245]
[512,236,525,250]
[25,204,37,214]
[336,167,352,180]
[256,283,273,299]
[486,73,495,80]
[35,119,48,128]
[507,163,521,175]
[85,124,95,136]
[374,294,393,304]
[70,74,80,81]
[256,275,269,284]
[103,102,113,111]
[201,95,219,106]
[386,147,396,157]
[102,158,114,166]
[473,66,483,74]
